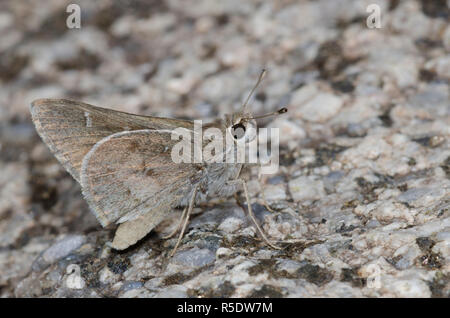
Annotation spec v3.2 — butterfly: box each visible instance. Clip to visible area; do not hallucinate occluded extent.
[30,70,286,255]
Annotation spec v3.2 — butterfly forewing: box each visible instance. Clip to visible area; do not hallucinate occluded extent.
[30,99,194,182]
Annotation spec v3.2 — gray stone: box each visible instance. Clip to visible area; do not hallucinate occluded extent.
[288,176,326,202]
[32,235,86,271]
[172,247,216,268]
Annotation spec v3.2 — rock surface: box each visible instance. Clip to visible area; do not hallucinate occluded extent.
[0,0,448,297]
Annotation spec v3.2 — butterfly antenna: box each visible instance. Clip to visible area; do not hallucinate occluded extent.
[246,107,287,120]
[242,69,266,113]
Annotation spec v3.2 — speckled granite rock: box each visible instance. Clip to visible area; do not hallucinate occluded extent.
[0,0,448,298]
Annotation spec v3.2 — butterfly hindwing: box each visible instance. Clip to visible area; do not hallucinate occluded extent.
[80,129,203,227]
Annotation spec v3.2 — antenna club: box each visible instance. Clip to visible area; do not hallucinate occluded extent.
[278,107,288,114]
[261,69,267,77]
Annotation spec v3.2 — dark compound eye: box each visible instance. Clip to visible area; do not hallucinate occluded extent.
[231,123,246,139]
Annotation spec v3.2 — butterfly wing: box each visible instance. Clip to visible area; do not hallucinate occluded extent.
[80,129,203,228]
[30,99,194,183]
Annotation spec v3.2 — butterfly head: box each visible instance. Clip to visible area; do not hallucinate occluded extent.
[225,112,258,144]
[223,69,287,144]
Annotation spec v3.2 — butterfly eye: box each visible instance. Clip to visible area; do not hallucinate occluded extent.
[231,123,246,139]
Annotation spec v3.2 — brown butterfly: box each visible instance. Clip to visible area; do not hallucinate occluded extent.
[30,70,287,255]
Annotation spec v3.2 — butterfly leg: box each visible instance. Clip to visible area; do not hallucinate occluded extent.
[162,207,188,240]
[229,179,281,250]
[169,186,198,257]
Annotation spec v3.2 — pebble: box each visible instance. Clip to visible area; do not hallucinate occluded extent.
[218,217,244,233]
[172,248,216,268]
[288,176,326,202]
[381,273,432,298]
[291,84,343,123]
[153,285,188,298]
[262,184,287,201]
[32,235,86,272]
[268,118,306,148]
